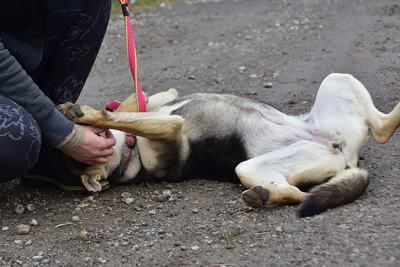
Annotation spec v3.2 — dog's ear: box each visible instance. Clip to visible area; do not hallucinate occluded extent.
[116,93,148,113]
[81,174,102,192]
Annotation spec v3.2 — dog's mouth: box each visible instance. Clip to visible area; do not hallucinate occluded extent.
[113,134,138,178]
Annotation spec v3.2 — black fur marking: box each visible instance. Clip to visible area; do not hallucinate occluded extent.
[181,134,247,182]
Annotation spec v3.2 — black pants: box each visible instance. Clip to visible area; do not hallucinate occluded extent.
[0,0,111,182]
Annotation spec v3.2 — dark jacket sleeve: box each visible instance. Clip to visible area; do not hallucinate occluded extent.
[0,39,74,146]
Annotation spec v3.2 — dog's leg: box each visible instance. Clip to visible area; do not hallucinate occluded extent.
[146,88,179,111]
[236,140,346,207]
[115,88,179,112]
[313,73,400,144]
[58,103,184,140]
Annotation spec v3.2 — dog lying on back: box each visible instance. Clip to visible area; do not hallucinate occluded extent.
[59,73,400,217]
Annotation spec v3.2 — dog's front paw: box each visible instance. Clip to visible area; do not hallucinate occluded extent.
[241,186,269,208]
[57,102,84,122]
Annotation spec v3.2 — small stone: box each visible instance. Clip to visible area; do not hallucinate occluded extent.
[123,198,134,205]
[41,259,49,264]
[16,224,30,235]
[263,82,273,88]
[133,244,139,250]
[192,208,199,213]
[71,216,80,222]
[155,194,170,202]
[86,196,95,203]
[148,210,156,215]
[25,240,32,246]
[191,245,200,251]
[273,71,280,78]
[32,255,43,261]
[180,246,187,251]
[238,66,246,72]
[79,229,88,240]
[30,219,38,226]
[1,226,9,231]
[107,58,113,63]
[275,226,283,232]
[26,204,36,212]
[249,74,258,78]
[38,251,44,256]
[14,240,23,244]
[97,257,107,264]
[157,229,165,234]
[15,205,25,215]
[121,192,132,198]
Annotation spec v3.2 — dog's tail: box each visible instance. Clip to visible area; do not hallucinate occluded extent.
[298,168,369,217]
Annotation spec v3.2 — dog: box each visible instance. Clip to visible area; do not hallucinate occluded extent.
[58,73,400,217]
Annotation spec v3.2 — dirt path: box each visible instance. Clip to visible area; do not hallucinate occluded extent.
[1,0,399,266]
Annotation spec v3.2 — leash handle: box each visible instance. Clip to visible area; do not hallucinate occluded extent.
[120,0,147,112]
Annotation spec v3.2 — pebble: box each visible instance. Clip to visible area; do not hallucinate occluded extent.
[1,226,9,231]
[15,205,25,215]
[275,226,283,232]
[191,245,200,251]
[26,204,36,212]
[192,208,199,213]
[188,75,196,80]
[97,257,107,264]
[123,198,134,205]
[25,240,32,246]
[121,192,132,198]
[14,240,23,244]
[148,210,156,215]
[155,193,170,202]
[71,216,80,222]
[133,244,139,250]
[32,255,43,261]
[249,74,258,78]
[156,190,172,202]
[86,196,95,203]
[79,229,88,240]
[238,66,246,72]
[16,224,30,235]
[180,246,187,251]
[30,219,38,226]
[263,82,273,88]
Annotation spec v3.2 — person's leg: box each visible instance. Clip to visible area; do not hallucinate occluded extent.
[24,1,112,190]
[0,95,41,182]
[37,0,112,104]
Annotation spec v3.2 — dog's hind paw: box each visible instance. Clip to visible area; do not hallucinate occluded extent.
[57,102,84,122]
[241,186,269,208]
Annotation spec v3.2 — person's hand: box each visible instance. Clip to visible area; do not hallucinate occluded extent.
[57,124,116,164]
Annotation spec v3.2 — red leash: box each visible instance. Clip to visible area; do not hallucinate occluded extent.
[105,1,147,173]
[119,0,147,112]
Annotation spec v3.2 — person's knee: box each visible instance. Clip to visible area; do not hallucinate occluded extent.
[0,98,42,182]
[0,128,41,181]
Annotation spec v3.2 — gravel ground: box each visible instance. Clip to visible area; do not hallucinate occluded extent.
[1,0,400,266]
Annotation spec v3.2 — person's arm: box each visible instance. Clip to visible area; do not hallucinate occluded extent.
[0,39,116,164]
[0,38,74,146]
